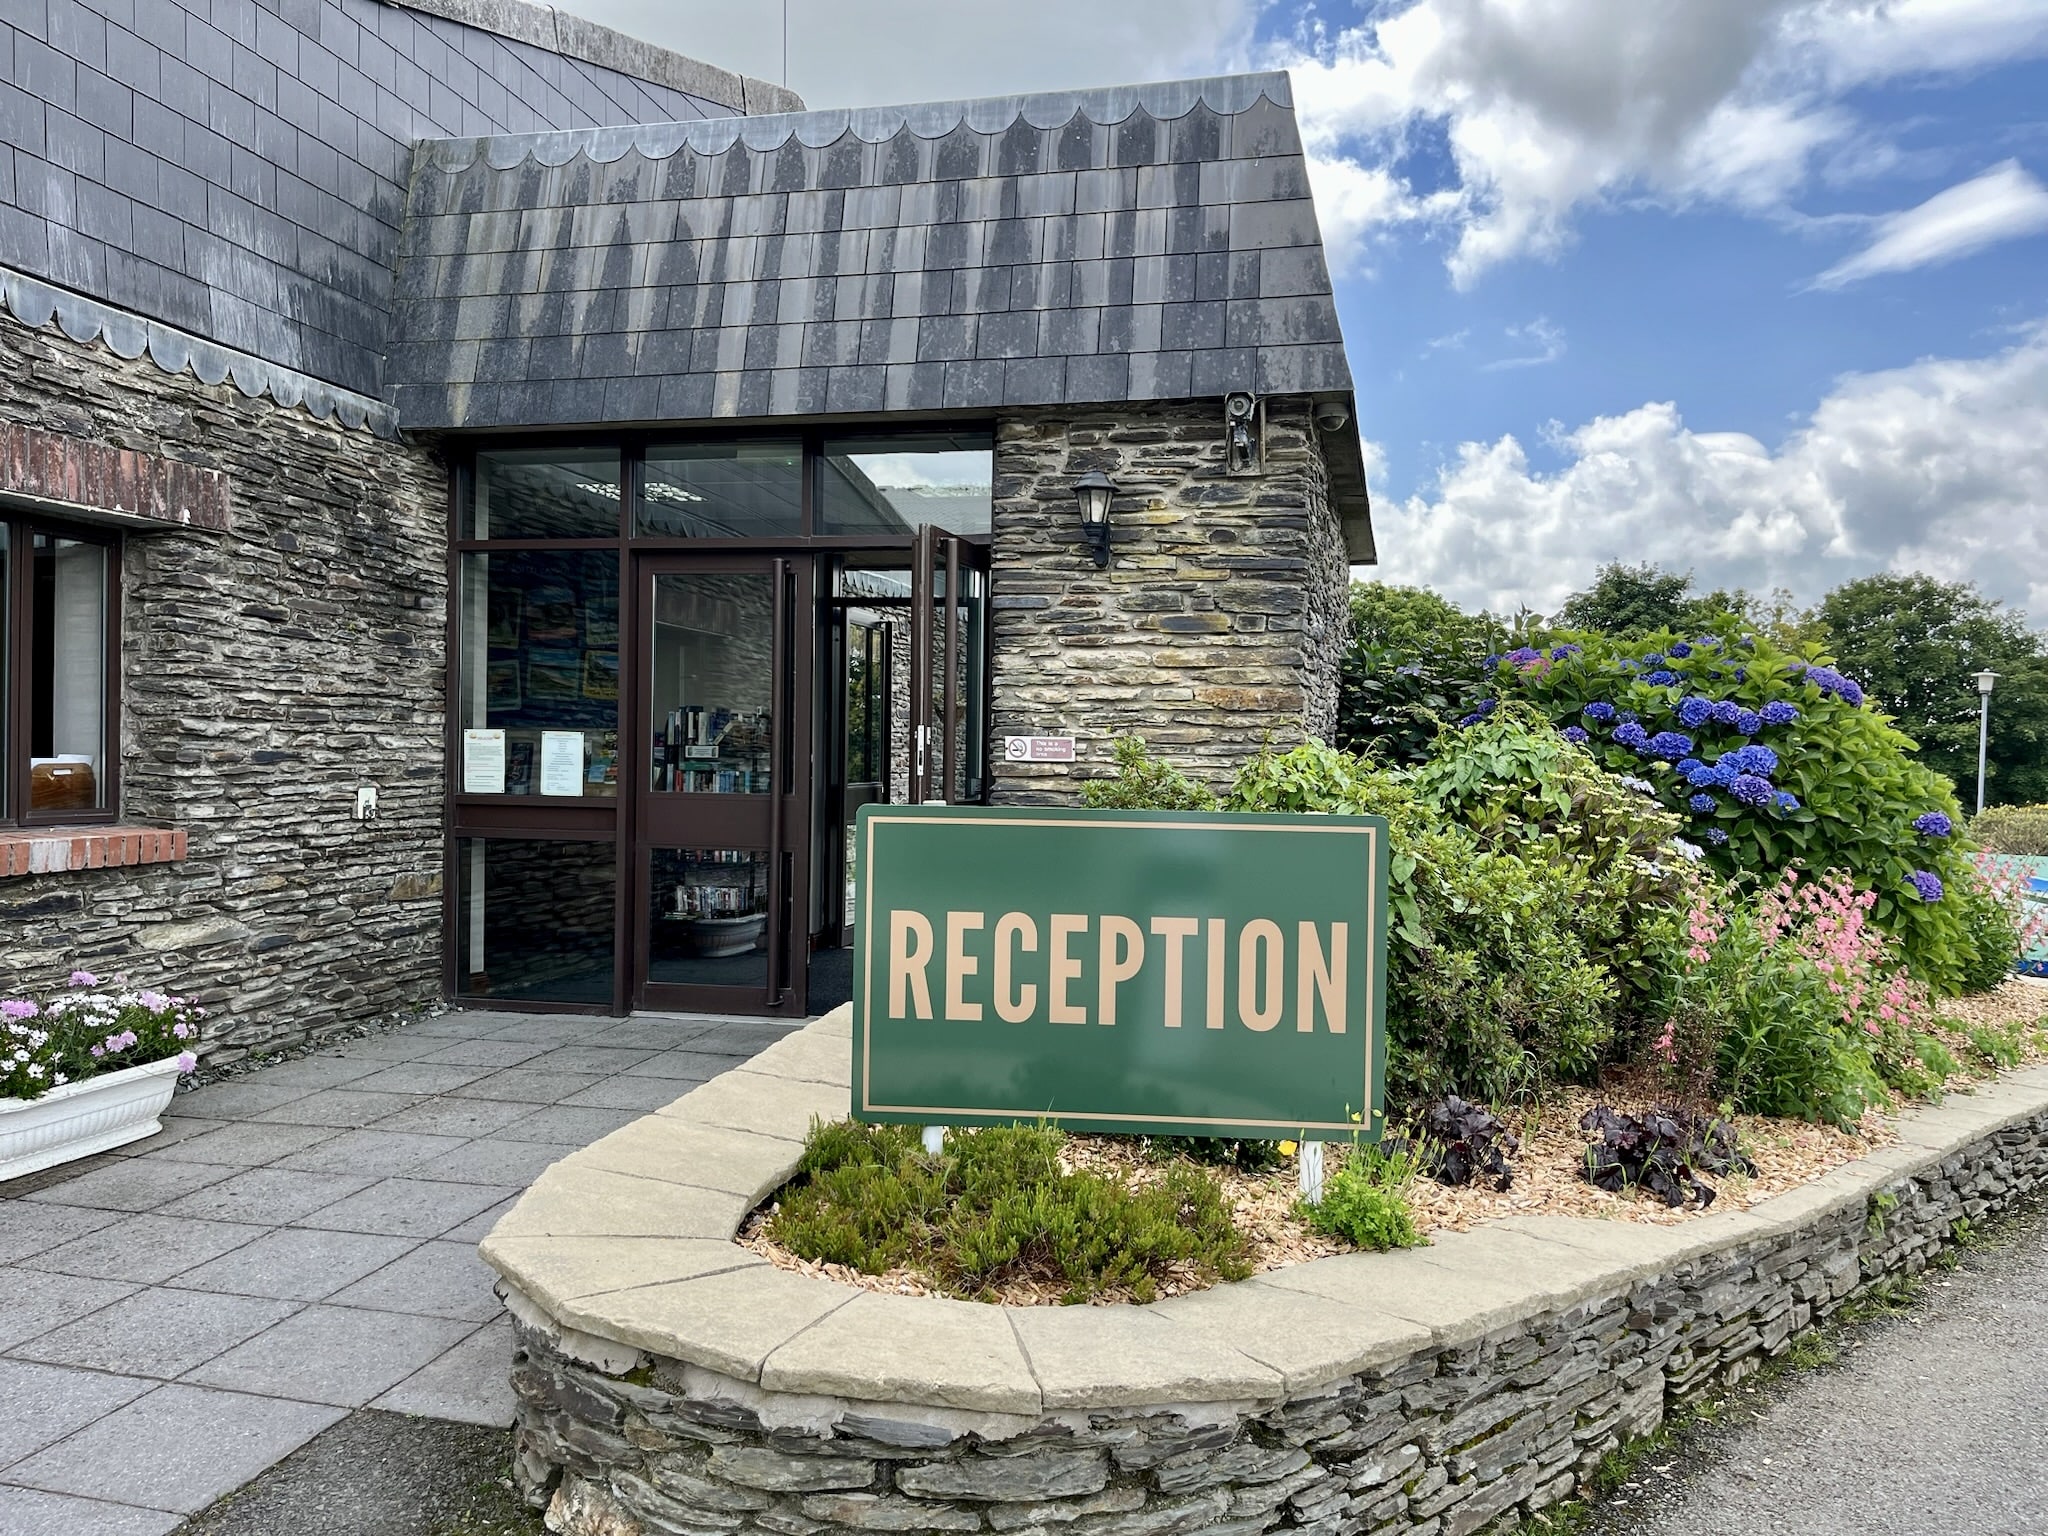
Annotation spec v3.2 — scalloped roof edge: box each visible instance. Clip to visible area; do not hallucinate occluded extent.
[420,70,1296,174]
[1,268,400,437]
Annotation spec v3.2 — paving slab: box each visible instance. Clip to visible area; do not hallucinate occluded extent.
[488,1162,750,1239]
[371,1095,539,1138]
[22,1159,242,1214]
[493,1103,642,1144]
[10,1286,302,1379]
[182,1305,477,1408]
[232,1056,386,1091]
[293,1177,520,1239]
[759,1290,1041,1413]
[158,1168,377,1226]
[418,1136,584,1187]
[0,1202,122,1263]
[315,1033,443,1063]
[0,1359,156,1469]
[448,1066,606,1104]
[623,1048,762,1080]
[415,1038,556,1068]
[247,1089,427,1129]
[0,1266,140,1350]
[0,1485,183,1536]
[16,1213,267,1285]
[326,1239,505,1322]
[169,1228,423,1303]
[268,1127,470,1177]
[559,1073,702,1110]
[519,1044,664,1076]
[133,1122,342,1169]
[344,1062,499,1096]
[1009,1301,1284,1409]
[172,1082,316,1120]
[369,1319,518,1427]
[557,1265,855,1383]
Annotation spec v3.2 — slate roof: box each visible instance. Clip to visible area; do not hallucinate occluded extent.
[385,72,1369,548]
[0,0,790,413]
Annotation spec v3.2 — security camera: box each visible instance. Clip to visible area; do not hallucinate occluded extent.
[1313,400,1351,433]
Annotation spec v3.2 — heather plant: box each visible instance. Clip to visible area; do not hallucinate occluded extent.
[2,971,204,1101]
[1079,735,1217,812]
[1972,804,2048,857]
[1471,625,1995,992]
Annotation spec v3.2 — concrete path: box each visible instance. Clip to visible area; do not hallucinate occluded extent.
[0,1007,795,1536]
[1594,1207,2048,1536]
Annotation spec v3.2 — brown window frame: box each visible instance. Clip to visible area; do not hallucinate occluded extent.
[3,511,123,829]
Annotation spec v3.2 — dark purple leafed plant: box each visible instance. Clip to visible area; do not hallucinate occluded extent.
[1578,1105,1753,1209]
[1406,1096,1521,1191]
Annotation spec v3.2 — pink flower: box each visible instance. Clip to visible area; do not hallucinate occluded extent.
[68,971,98,988]
[172,1022,192,1040]
[137,990,171,1014]
[1864,1021,1882,1037]
[175,1051,197,1074]
[0,1000,35,1020]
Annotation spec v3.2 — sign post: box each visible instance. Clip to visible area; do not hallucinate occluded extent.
[852,806,1389,1141]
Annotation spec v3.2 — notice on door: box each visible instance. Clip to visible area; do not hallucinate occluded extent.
[461,729,506,795]
[1004,736,1076,763]
[539,732,584,797]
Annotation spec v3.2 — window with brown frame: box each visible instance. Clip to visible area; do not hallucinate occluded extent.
[2,515,121,825]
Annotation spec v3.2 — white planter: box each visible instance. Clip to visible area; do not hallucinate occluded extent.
[0,1055,185,1183]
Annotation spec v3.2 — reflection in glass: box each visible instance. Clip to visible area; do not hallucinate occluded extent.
[641,442,802,537]
[817,434,992,537]
[458,550,619,796]
[649,572,774,795]
[650,848,770,988]
[468,450,619,539]
[457,838,616,1004]
[29,534,107,815]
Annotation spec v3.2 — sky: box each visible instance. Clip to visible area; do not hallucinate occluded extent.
[556,0,2048,624]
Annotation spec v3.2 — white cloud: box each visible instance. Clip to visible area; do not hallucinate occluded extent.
[1371,320,2048,617]
[1479,316,1566,371]
[1274,0,2048,282]
[552,0,1254,109]
[1814,159,2048,286]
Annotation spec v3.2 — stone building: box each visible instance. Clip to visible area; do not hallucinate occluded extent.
[0,0,1372,1045]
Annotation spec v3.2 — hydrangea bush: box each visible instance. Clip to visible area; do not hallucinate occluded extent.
[1473,628,1997,992]
[1,972,204,1102]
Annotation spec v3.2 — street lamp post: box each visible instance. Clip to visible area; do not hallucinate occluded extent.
[1974,669,1999,815]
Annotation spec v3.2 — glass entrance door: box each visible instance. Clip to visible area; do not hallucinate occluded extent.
[633,555,809,1014]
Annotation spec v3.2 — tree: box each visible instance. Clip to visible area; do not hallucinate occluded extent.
[1337,584,1508,766]
[1555,562,1747,639]
[1817,575,2048,807]
[1349,582,1506,661]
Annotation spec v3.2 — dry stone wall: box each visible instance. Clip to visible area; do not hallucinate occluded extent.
[0,315,447,1058]
[493,1033,2048,1536]
[989,400,1349,804]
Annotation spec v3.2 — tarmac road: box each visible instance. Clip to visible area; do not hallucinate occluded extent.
[1590,1205,2048,1536]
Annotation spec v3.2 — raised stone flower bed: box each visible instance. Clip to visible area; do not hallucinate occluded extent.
[481,1004,2048,1536]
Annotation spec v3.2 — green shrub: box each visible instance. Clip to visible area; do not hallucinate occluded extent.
[1298,1144,1424,1251]
[1948,866,2028,992]
[1972,803,2048,856]
[1967,1023,2024,1070]
[1138,1136,1286,1172]
[767,1120,1252,1304]
[1080,736,1217,811]
[1476,625,1995,993]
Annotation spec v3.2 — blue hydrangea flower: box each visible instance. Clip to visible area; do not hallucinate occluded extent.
[1730,773,1774,808]
[1505,646,1543,666]
[1483,654,1502,669]
[1561,725,1590,745]
[1642,653,1666,667]
[1775,791,1801,812]
[1642,669,1681,687]
[1617,710,1640,725]
[1730,744,1778,777]
[1675,696,1713,729]
[1687,765,1719,787]
[1668,640,1693,658]
[1710,700,1743,726]
[1582,702,1617,724]
[1733,668,1748,683]
[1550,644,1582,660]
[1614,722,1651,750]
[1912,811,1954,838]
[1708,760,1739,789]
[1688,793,1717,813]
[1647,731,1694,760]
[1802,664,1866,707]
[1458,712,1487,727]
[1908,870,1944,903]
[1703,827,1730,846]
[1759,700,1799,727]
[1693,636,1720,650]
[1674,757,1703,776]
[1734,708,1762,736]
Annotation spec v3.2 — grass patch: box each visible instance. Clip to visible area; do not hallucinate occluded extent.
[766,1120,1254,1304]
[1297,1143,1426,1251]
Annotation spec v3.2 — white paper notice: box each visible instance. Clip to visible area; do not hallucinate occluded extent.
[462,729,506,795]
[540,731,584,797]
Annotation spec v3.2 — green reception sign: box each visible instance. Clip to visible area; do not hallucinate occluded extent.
[852,806,1389,1139]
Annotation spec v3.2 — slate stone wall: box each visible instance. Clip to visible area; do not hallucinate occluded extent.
[0,315,447,1059]
[988,398,1347,803]
[505,1104,2048,1536]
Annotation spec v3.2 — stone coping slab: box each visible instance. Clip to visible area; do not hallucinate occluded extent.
[481,1003,2048,1415]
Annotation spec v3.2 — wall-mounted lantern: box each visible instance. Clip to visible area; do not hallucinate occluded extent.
[1072,471,1117,567]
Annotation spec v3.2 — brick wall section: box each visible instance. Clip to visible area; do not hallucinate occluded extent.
[0,313,446,1058]
[988,398,1348,802]
[0,827,187,878]
[505,1103,2048,1536]
[0,419,232,531]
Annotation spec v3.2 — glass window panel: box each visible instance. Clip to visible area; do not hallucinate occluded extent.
[817,434,992,537]
[457,550,619,797]
[457,838,616,1003]
[641,441,802,537]
[29,534,108,815]
[467,450,620,540]
[649,847,769,988]
[649,572,774,795]
[0,524,8,816]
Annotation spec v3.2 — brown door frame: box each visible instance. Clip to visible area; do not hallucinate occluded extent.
[629,551,812,1018]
